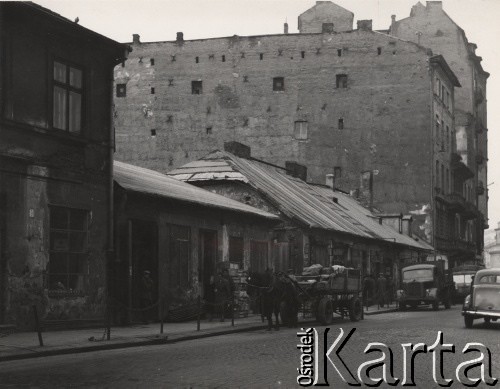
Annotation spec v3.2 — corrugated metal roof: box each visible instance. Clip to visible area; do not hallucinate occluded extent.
[114,161,279,220]
[312,185,434,250]
[169,152,377,239]
[169,151,433,251]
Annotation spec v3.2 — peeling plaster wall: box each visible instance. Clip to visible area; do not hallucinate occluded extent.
[0,7,119,326]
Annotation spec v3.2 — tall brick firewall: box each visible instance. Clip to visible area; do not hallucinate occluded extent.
[114,30,435,237]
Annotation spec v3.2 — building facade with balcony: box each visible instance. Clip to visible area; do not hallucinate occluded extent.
[112,1,482,268]
[389,0,488,266]
[0,3,127,327]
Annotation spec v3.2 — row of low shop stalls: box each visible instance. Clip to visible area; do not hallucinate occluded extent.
[108,142,435,323]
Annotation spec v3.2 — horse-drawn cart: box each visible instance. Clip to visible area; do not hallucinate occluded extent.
[295,267,363,324]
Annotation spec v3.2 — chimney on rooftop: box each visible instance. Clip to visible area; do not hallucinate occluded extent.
[325,174,335,190]
[357,20,372,31]
[402,215,413,237]
[133,34,141,44]
[391,15,396,30]
[426,1,443,10]
[285,161,307,182]
[176,32,184,45]
[284,22,289,34]
[224,141,251,159]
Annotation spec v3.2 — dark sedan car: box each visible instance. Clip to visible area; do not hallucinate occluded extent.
[462,268,500,328]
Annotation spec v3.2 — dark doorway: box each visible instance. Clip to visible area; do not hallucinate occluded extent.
[199,230,217,298]
[0,191,5,324]
[273,242,289,272]
[250,240,268,273]
[129,220,158,321]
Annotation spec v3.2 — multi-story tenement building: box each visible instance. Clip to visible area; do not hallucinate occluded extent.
[0,3,127,326]
[113,1,484,267]
[389,1,489,262]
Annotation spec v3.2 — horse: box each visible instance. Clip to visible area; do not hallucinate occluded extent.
[247,270,299,330]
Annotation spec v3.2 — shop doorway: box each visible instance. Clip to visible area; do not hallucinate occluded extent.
[273,242,289,271]
[129,219,158,321]
[199,230,217,298]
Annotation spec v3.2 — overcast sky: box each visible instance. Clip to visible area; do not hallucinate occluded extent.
[35,0,500,232]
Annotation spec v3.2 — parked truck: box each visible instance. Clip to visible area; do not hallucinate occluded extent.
[397,259,454,311]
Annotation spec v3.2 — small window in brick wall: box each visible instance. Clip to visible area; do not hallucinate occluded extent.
[273,77,284,91]
[338,118,344,129]
[151,87,155,94]
[116,84,126,97]
[150,58,155,65]
[377,47,382,55]
[334,166,342,178]
[336,74,348,88]
[322,23,334,33]
[192,80,203,94]
[294,121,308,140]
[222,55,226,62]
[337,49,342,57]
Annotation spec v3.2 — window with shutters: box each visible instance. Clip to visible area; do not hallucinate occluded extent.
[168,224,191,288]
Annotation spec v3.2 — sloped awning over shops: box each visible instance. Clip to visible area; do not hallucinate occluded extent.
[114,160,279,221]
[169,151,433,252]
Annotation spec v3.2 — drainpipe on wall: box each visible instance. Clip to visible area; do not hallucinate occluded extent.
[430,60,437,263]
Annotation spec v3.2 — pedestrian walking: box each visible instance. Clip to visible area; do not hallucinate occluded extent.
[140,270,154,323]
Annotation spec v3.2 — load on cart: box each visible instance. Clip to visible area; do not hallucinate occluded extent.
[294,264,363,324]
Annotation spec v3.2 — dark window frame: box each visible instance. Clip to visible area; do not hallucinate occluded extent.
[336,74,348,88]
[116,83,126,97]
[52,59,84,134]
[273,77,285,92]
[48,205,89,295]
[192,80,203,95]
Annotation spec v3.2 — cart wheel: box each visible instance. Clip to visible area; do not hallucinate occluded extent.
[316,297,334,325]
[349,297,362,322]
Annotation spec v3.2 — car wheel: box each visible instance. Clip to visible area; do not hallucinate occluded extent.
[464,315,474,328]
[484,318,491,326]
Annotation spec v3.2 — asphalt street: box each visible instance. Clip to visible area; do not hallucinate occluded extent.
[0,306,499,388]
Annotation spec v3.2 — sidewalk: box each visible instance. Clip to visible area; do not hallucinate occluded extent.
[0,304,399,362]
[0,314,311,362]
